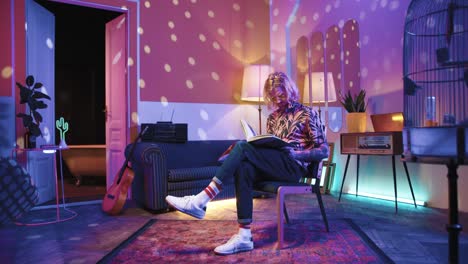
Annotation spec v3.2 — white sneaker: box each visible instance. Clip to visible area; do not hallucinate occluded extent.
[214,234,254,255]
[165,195,206,219]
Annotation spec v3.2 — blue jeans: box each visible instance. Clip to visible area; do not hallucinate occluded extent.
[213,141,307,224]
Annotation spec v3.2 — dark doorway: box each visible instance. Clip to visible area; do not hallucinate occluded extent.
[35,0,120,145]
[34,0,121,202]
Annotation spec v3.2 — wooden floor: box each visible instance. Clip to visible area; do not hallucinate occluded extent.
[1,186,468,263]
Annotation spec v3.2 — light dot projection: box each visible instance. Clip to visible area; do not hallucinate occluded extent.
[131,112,139,124]
[199,34,207,42]
[188,57,196,65]
[185,11,191,19]
[245,20,254,29]
[211,72,220,81]
[168,21,175,29]
[186,80,194,89]
[144,45,151,54]
[112,51,122,65]
[233,3,240,11]
[138,27,144,35]
[172,0,179,6]
[272,24,278,31]
[313,13,319,21]
[46,38,54,49]
[273,8,279,16]
[212,41,221,50]
[128,57,134,66]
[1,66,12,79]
[144,1,151,8]
[300,16,307,24]
[208,10,215,18]
[139,79,146,88]
[160,96,169,106]
[200,109,209,120]
[233,40,242,48]
[197,128,207,140]
[164,64,172,72]
[171,34,177,42]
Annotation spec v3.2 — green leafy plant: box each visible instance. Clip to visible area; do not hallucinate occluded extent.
[16,75,51,138]
[338,89,368,113]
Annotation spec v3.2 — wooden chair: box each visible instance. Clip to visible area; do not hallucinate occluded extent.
[254,160,330,249]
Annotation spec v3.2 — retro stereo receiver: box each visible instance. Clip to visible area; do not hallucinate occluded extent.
[141,122,187,143]
[341,132,403,155]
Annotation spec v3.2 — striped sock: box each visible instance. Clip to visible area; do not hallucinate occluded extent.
[195,181,221,207]
[238,223,251,239]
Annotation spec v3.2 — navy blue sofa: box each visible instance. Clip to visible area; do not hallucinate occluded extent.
[126,140,237,212]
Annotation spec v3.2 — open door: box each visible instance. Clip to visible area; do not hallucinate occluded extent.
[25,0,56,204]
[105,14,127,189]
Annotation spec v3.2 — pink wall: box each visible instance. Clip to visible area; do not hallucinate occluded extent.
[0,0,13,97]
[139,0,270,104]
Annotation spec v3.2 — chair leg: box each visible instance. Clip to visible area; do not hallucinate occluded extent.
[315,188,330,232]
[276,189,286,249]
[283,202,290,224]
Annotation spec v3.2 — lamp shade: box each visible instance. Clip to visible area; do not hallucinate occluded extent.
[303,72,337,104]
[241,65,274,102]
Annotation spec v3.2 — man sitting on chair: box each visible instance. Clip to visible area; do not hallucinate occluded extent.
[166,71,329,255]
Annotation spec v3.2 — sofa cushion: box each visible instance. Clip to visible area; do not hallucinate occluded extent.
[168,179,212,191]
[168,166,219,182]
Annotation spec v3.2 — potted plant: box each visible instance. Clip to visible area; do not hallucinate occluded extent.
[339,89,368,132]
[16,75,51,148]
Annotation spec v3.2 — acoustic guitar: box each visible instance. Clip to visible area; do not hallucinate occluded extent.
[102,126,149,215]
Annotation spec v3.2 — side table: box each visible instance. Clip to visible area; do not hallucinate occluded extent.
[11,145,77,226]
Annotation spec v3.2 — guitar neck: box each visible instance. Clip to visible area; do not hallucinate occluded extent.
[117,126,149,180]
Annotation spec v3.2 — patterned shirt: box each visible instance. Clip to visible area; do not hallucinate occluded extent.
[266,101,327,151]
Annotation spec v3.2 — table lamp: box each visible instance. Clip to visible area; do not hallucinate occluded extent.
[241,64,274,134]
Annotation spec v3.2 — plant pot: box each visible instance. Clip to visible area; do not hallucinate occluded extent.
[346,112,367,133]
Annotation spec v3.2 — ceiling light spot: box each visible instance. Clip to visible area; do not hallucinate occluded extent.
[164,64,172,72]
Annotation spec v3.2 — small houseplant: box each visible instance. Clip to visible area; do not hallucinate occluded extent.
[339,89,368,132]
[16,75,51,148]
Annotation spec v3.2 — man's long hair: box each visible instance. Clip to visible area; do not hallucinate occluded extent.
[263,71,299,109]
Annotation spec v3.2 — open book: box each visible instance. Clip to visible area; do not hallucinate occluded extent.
[240,119,291,148]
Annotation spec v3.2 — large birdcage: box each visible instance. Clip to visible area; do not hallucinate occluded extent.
[403,0,468,127]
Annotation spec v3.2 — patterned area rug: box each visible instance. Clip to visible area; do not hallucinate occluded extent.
[99,219,393,264]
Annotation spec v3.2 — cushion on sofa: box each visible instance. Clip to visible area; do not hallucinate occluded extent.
[168,166,218,182]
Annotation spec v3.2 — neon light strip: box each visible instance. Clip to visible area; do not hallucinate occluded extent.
[347,191,426,206]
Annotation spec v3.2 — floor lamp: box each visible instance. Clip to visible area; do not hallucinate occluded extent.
[241,65,273,134]
[303,72,337,122]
